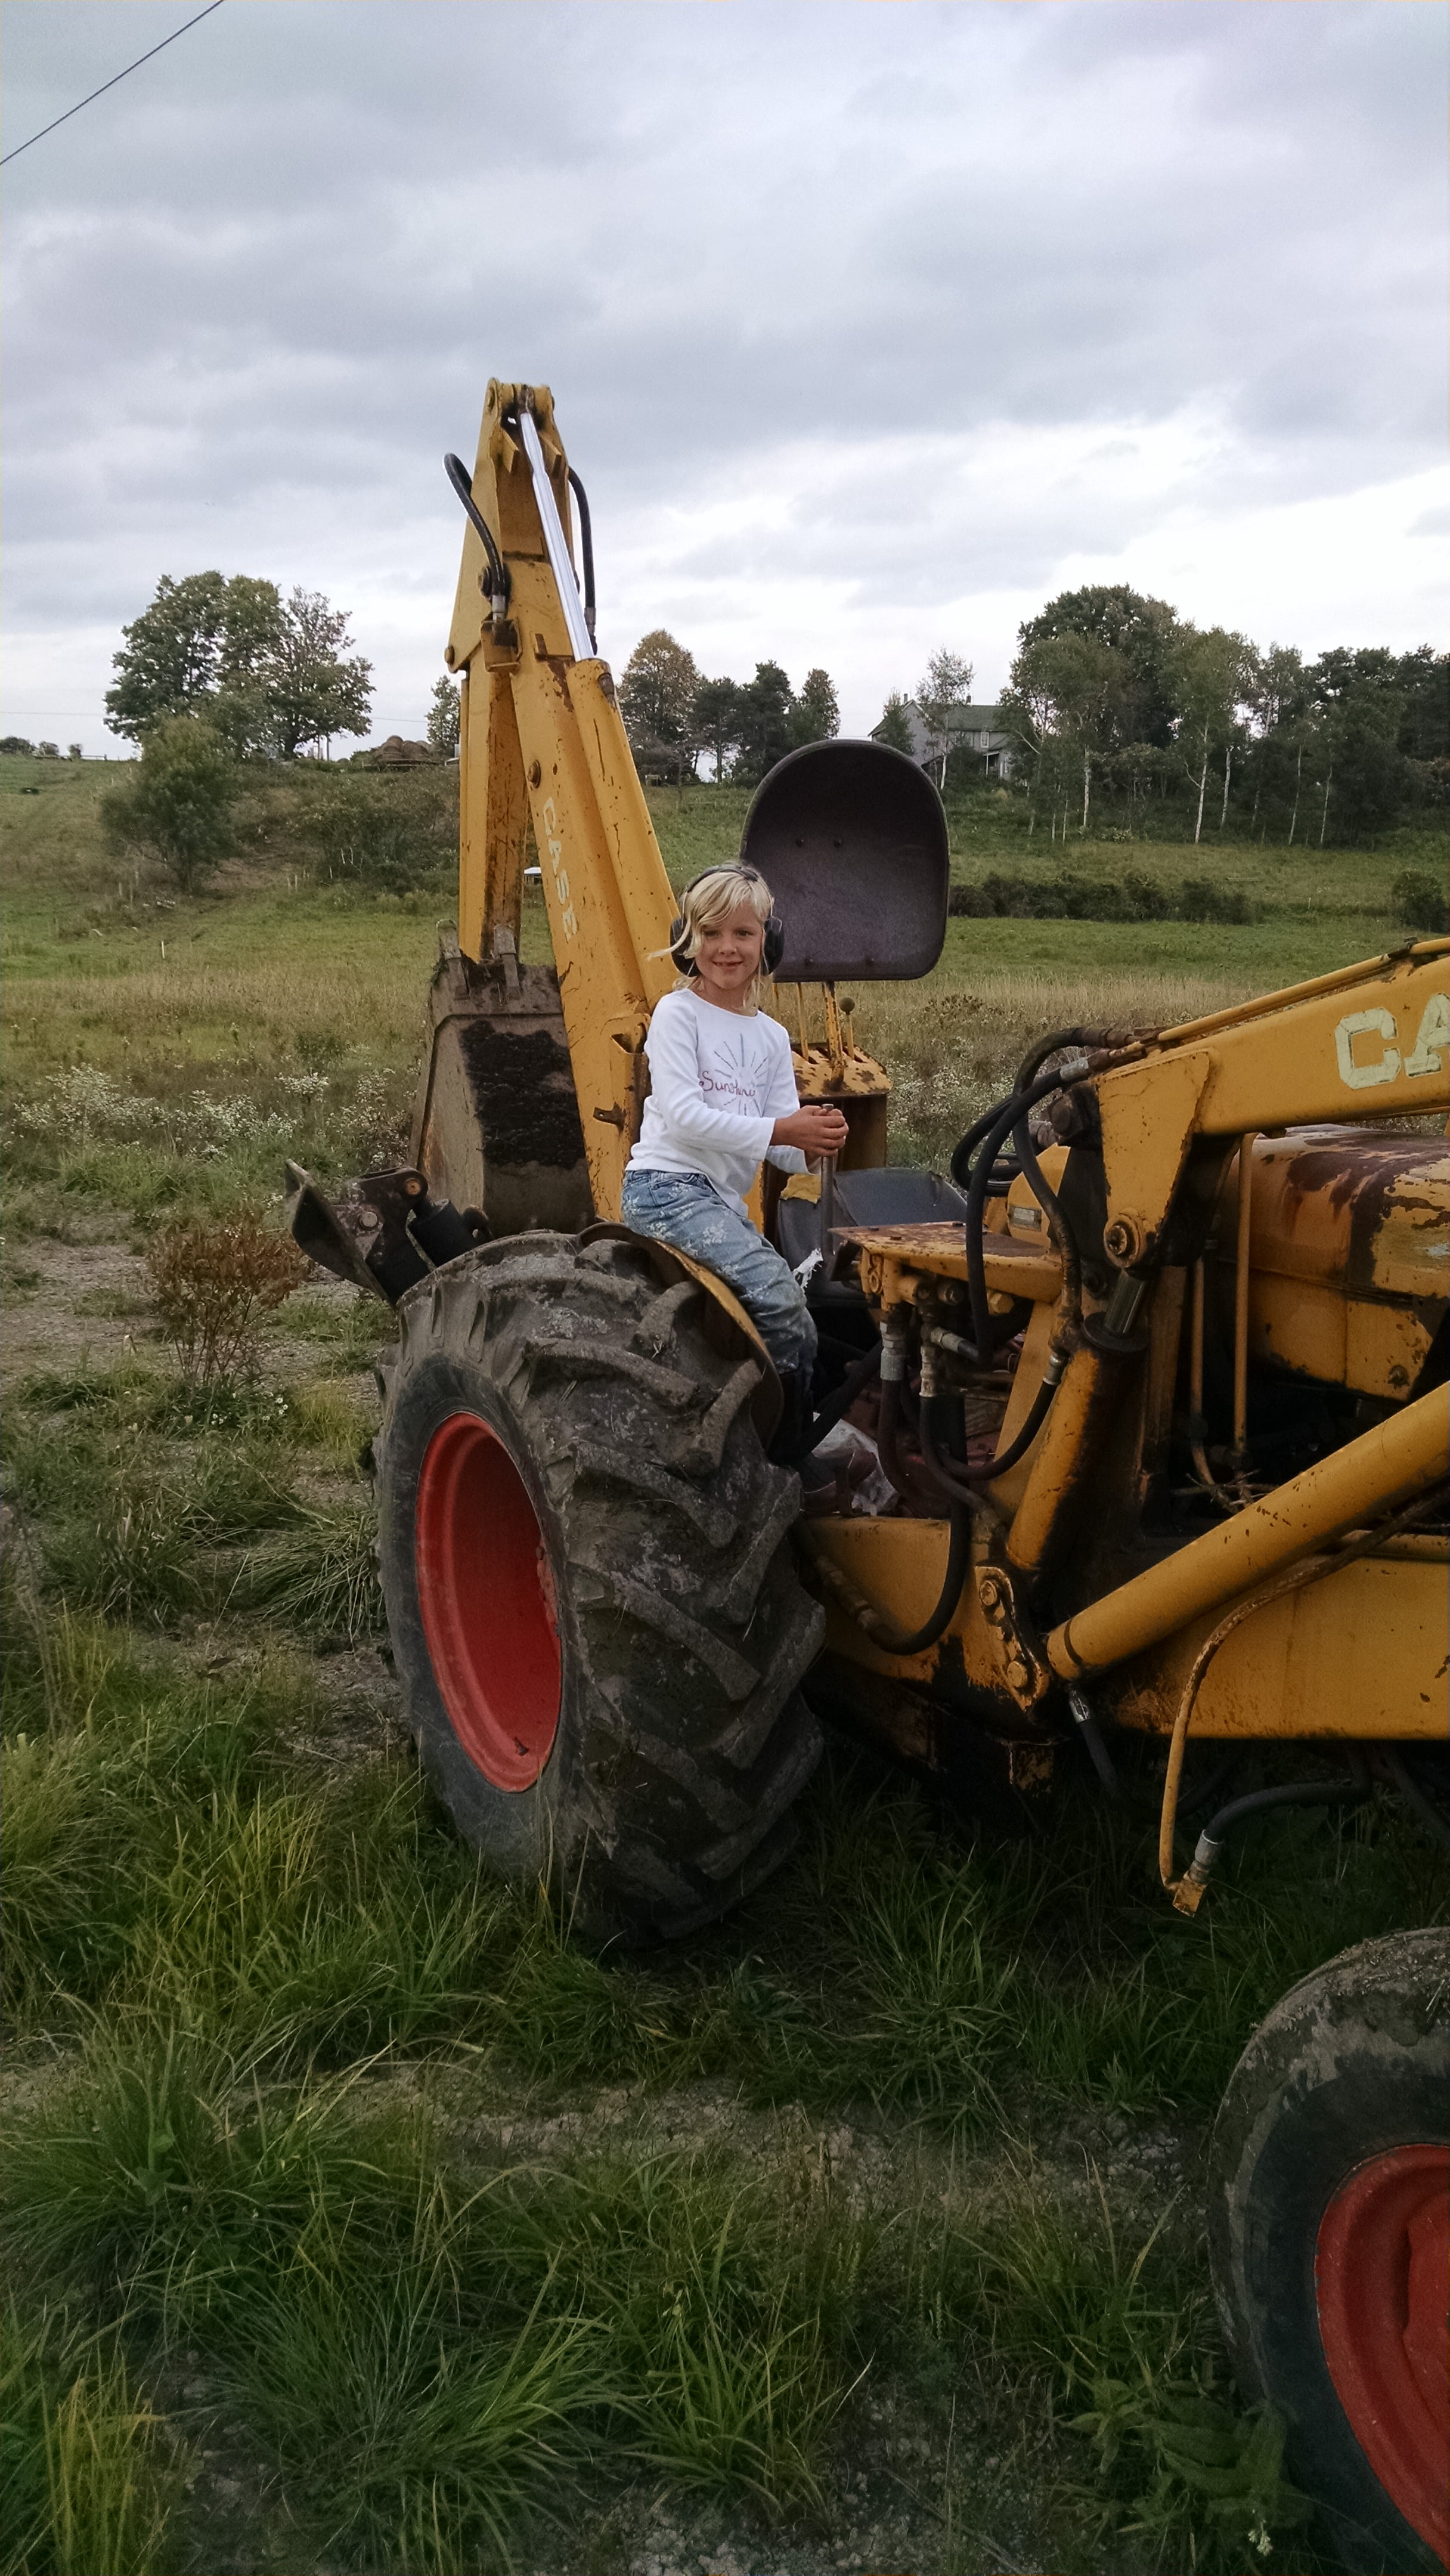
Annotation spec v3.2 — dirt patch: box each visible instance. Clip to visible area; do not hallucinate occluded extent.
[0,1238,153,1383]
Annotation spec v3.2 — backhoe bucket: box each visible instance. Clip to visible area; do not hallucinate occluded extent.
[410,928,593,1236]
[741,738,949,982]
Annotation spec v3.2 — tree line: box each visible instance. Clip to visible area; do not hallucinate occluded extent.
[618,593,1445,846]
[990,586,1445,847]
[619,632,840,782]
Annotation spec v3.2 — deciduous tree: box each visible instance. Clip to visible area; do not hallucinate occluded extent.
[427,675,461,760]
[1018,584,1182,748]
[1167,626,1255,843]
[914,649,973,788]
[692,676,743,782]
[104,572,371,759]
[265,589,373,759]
[620,630,701,756]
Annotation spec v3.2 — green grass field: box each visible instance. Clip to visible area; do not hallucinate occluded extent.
[2,754,1443,2576]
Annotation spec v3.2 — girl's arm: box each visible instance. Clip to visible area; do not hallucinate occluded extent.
[763,1039,808,1173]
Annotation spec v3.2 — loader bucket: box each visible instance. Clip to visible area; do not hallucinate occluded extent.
[740,738,949,982]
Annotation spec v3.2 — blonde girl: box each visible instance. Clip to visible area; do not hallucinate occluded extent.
[621,866,847,1411]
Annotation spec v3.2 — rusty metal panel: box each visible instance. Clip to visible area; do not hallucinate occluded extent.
[846,1223,1062,1305]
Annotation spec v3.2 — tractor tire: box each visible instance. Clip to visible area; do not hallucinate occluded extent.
[1208,1928,1449,2575]
[374,1230,826,1942]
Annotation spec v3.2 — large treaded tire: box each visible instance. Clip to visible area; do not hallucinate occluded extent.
[1208,1928,1449,2575]
[375,1230,826,1942]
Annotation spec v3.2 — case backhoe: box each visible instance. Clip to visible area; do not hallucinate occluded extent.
[290,382,1449,2574]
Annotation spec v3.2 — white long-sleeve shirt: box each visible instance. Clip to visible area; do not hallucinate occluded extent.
[627,988,807,1215]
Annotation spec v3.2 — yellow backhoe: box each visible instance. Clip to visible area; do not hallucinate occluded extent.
[290,382,1449,2575]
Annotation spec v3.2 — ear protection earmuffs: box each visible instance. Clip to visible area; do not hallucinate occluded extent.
[669,866,786,977]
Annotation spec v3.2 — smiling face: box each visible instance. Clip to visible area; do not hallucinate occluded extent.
[692,903,766,1011]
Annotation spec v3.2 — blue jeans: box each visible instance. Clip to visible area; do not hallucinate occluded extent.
[619,1169,817,1379]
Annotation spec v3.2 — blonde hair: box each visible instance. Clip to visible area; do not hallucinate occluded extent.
[660,866,776,1008]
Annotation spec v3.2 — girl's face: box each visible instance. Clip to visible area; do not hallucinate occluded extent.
[693,903,765,1010]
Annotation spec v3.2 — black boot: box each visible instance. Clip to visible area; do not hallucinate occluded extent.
[767,1364,816,1467]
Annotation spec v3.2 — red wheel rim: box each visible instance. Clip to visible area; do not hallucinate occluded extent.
[414,1412,561,1791]
[1316,2142,1449,2559]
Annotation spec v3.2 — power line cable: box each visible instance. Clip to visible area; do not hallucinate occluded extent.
[1,1,226,169]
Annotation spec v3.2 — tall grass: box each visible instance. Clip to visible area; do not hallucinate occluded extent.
[4,2033,1318,2572]
[1,2302,181,2576]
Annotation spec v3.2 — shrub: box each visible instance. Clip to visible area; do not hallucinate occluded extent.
[100,717,238,893]
[947,870,1253,924]
[1392,869,1446,933]
[1,733,35,755]
[144,1214,306,1384]
[305,770,454,894]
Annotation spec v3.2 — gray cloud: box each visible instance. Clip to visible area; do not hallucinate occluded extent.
[2,0,1444,738]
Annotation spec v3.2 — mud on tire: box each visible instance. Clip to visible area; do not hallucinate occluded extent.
[374,1230,826,1942]
[1208,1927,1449,2575]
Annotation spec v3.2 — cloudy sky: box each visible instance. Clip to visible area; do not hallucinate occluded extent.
[3,0,1446,753]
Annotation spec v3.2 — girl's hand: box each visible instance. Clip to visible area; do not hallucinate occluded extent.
[773,1104,850,1156]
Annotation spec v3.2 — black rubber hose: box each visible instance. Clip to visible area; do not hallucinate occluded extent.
[1197,1773,1367,1854]
[963,1066,1083,1367]
[949,1097,1013,1193]
[1012,1109,1083,1331]
[918,1368,1058,1490]
[444,453,509,605]
[1067,1687,1122,1799]
[1013,1027,1095,1092]
[1380,1747,1450,1855]
[566,467,596,646]
[878,1500,972,1654]
[946,1028,1095,1193]
[784,1343,882,1465]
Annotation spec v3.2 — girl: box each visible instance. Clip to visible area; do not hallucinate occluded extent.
[620,865,848,1416]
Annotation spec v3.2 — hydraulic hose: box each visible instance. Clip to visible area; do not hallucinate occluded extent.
[444,453,509,612]
[1011,1108,1083,1335]
[918,1367,1061,1491]
[963,1063,1088,1368]
[785,1343,882,1465]
[798,1490,974,1657]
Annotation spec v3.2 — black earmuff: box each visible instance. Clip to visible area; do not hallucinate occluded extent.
[669,867,785,977]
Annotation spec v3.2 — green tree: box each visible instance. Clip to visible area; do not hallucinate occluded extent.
[105,571,229,739]
[1018,584,1182,748]
[790,667,840,746]
[100,717,238,891]
[732,661,795,783]
[620,630,701,756]
[1392,646,1448,762]
[1,735,35,754]
[1000,630,1126,833]
[914,648,973,788]
[265,589,373,759]
[104,572,369,758]
[427,675,461,760]
[692,675,743,782]
[872,692,916,756]
[1241,645,1311,840]
[1167,626,1255,843]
